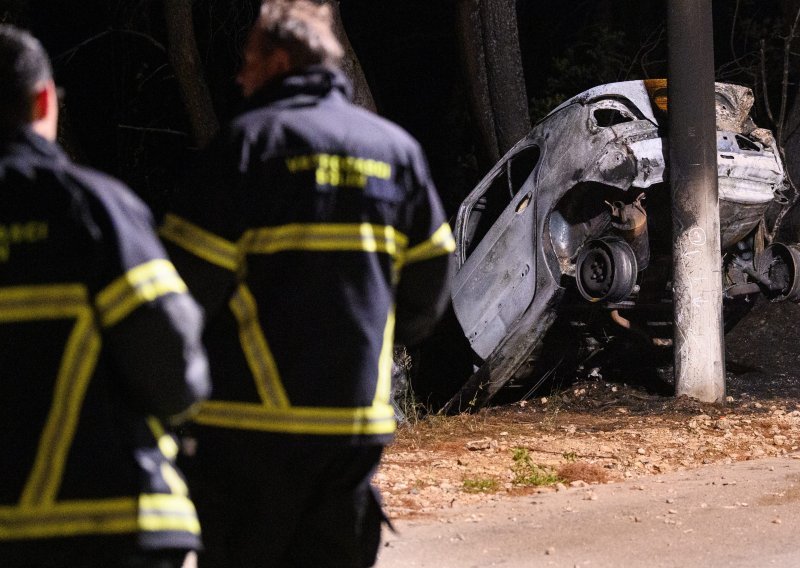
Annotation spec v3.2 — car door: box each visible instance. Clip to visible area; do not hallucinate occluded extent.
[451,143,542,360]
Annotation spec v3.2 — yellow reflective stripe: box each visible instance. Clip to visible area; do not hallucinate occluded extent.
[160,213,239,271]
[244,223,409,257]
[0,287,199,539]
[144,421,189,496]
[403,223,456,266]
[193,401,396,436]
[0,498,137,539]
[3,288,101,507]
[21,313,100,506]
[0,495,199,540]
[0,284,87,321]
[138,513,200,534]
[95,259,187,327]
[138,493,199,533]
[229,284,289,408]
[146,417,179,460]
[194,288,399,436]
[374,308,395,407]
[160,462,189,497]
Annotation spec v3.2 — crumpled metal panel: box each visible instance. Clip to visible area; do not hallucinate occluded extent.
[451,79,785,378]
[716,131,784,204]
[714,83,755,133]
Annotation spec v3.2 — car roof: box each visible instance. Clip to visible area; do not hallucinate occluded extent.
[544,80,661,125]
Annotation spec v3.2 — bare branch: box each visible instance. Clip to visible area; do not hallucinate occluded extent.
[54,29,166,65]
[730,0,741,63]
[767,147,799,243]
[761,39,776,125]
[777,6,800,144]
[117,124,188,137]
[638,25,666,79]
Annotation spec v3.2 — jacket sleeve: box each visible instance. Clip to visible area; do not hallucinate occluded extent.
[91,178,211,424]
[103,293,210,424]
[394,148,456,347]
[159,130,246,318]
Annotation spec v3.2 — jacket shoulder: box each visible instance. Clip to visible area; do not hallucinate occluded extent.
[341,104,431,182]
[66,164,153,223]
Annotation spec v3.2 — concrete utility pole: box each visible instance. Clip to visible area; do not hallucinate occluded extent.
[667,0,726,402]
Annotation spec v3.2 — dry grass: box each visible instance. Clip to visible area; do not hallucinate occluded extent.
[557,461,611,484]
[377,301,800,518]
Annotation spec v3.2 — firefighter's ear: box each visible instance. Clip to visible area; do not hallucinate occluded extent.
[31,85,50,122]
[30,81,59,141]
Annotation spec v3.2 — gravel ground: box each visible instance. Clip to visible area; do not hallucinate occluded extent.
[376,299,800,520]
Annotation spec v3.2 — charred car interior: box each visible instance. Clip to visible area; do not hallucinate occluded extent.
[406,79,795,414]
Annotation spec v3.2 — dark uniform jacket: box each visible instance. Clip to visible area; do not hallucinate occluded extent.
[0,129,210,558]
[162,66,454,444]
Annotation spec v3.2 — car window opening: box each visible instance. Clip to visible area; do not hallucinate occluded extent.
[735,134,760,152]
[593,108,634,127]
[463,169,511,258]
[463,145,542,259]
[509,145,541,196]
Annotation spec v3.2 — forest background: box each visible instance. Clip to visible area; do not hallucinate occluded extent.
[2,0,800,237]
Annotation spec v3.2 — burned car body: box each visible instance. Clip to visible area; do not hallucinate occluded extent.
[413,80,791,412]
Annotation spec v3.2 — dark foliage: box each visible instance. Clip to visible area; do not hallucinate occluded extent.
[0,0,796,217]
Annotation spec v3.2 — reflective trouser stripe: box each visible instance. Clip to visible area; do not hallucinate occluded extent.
[193,401,396,436]
[0,494,200,540]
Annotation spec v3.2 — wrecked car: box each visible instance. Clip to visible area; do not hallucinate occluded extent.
[409,79,793,413]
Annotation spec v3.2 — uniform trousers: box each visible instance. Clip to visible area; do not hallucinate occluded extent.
[0,538,189,568]
[183,429,386,568]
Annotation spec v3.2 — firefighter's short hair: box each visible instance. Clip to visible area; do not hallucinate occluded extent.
[0,24,52,136]
[254,0,344,70]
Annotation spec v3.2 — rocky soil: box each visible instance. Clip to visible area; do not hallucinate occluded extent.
[375,299,800,520]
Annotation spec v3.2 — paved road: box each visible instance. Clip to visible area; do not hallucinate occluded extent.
[375,456,800,567]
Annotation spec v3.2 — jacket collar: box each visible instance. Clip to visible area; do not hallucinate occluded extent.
[242,65,353,112]
[0,126,66,164]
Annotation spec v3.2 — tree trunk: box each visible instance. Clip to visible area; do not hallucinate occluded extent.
[455,0,530,170]
[770,0,800,240]
[782,93,800,192]
[164,0,219,149]
[323,0,376,112]
[780,0,800,158]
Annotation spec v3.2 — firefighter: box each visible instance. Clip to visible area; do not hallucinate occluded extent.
[0,25,210,568]
[160,1,455,566]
